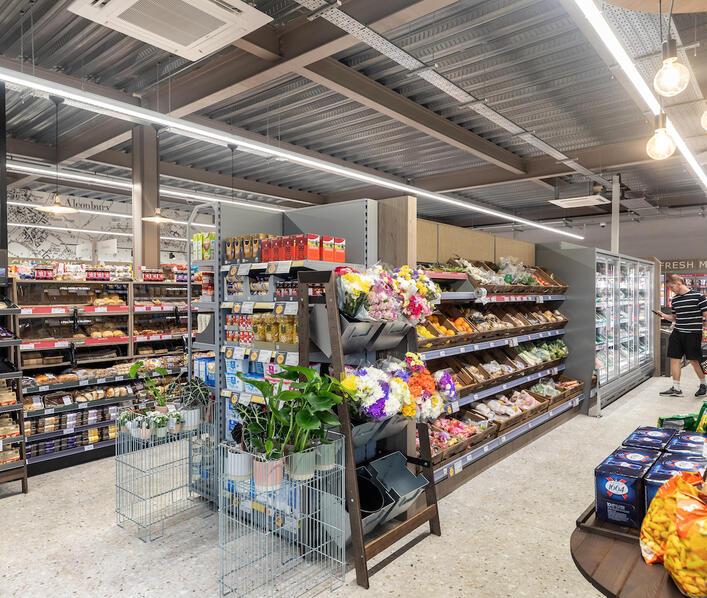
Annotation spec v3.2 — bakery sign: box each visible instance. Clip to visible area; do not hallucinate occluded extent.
[660,259,707,273]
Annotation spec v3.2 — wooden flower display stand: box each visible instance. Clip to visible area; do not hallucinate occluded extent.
[297,269,441,589]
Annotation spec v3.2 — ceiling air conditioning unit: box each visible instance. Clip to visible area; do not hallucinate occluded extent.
[548,181,611,209]
[68,0,273,61]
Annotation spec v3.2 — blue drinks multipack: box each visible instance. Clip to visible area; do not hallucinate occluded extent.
[594,447,660,528]
[622,426,676,452]
[644,454,707,511]
[665,431,707,457]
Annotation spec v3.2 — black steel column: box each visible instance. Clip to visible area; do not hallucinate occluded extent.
[0,82,7,278]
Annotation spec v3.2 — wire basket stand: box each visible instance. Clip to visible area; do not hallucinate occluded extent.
[218,435,346,597]
[115,416,216,542]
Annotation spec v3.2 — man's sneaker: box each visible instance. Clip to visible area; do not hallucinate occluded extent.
[660,387,683,396]
[696,384,707,397]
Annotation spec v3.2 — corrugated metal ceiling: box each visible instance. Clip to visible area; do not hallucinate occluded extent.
[0,0,704,223]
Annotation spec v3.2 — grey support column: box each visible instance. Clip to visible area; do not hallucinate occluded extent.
[132,125,160,274]
[610,174,620,254]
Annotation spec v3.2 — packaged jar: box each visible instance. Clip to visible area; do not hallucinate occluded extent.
[263,313,278,343]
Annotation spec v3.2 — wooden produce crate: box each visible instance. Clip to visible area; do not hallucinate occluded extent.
[428,433,475,466]
[458,409,499,445]
[534,267,568,294]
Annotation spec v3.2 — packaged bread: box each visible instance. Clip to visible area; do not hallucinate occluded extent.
[56,373,79,383]
[34,373,57,385]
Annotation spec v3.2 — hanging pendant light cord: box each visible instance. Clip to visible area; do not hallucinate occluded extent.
[54,99,60,197]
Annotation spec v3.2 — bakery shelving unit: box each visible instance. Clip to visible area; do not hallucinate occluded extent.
[10,277,201,474]
[416,268,573,496]
[536,244,657,410]
[0,279,27,493]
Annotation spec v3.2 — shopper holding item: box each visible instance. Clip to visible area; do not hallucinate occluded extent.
[656,274,707,397]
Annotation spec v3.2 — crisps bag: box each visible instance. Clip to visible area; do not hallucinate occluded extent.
[640,471,703,564]
[664,493,707,598]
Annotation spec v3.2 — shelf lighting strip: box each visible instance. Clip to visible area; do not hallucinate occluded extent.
[571,0,707,191]
[0,66,583,240]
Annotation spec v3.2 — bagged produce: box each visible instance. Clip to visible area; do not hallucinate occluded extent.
[658,413,698,432]
[640,472,703,565]
[664,492,707,597]
[696,402,707,434]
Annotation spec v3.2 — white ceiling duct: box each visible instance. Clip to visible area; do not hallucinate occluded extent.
[68,0,272,61]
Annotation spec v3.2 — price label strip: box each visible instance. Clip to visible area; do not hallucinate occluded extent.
[237,263,252,276]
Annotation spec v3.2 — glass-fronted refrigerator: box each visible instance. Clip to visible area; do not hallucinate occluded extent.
[538,243,657,411]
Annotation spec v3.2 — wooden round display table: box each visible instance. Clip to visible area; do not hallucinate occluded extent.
[571,506,682,598]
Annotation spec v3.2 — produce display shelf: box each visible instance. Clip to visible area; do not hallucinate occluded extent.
[220,260,361,274]
[0,435,24,446]
[440,292,566,303]
[0,337,21,348]
[26,439,115,465]
[434,393,586,483]
[0,403,22,414]
[26,419,116,442]
[420,329,565,360]
[423,271,468,280]
[457,363,566,410]
[24,395,139,419]
[20,337,132,351]
[23,367,188,395]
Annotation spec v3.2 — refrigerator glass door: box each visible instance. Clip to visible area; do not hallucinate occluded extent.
[595,256,609,384]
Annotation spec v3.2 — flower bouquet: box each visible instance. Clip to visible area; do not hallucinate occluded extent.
[390,266,441,325]
[335,266,373,319]
[341,366,401,421]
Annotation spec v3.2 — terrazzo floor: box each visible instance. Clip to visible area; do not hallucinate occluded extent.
[1,370,704,598]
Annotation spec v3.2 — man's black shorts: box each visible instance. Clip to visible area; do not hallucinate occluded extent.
[667,330,704,361]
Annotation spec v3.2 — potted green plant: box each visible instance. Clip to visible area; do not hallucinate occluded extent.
[129,361,174,413]
[117,410,137,434]
[152,413,169,438]
[130,414,144,439]
[137,415,152,441]
[167,411,183,434]
[178,378,212,431]
[238,365,345,484]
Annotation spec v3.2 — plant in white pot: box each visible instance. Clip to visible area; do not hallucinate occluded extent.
[130,415,144,439]
[167,411,183,434]
[137,415,152,441]
[238,366,345,485]
[178,378,212,431]
[117,410,137,434]
[152,413,169,438]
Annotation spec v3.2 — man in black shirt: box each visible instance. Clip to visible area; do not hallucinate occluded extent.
[657,274,707,397]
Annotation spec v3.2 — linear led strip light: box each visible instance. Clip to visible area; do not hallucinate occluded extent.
[8,222,189,242]
[7,200,216,228]
[0,66,583,240]
[572,0,707,190]
[6,161,287,214]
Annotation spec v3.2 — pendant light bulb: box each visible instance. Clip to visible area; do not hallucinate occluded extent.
[142,207,176,224]
[653,39,690,97]
[35,191,78,215]
[646,113,676,161]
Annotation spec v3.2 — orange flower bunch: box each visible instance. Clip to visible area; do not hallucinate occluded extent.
[408,369,436,400]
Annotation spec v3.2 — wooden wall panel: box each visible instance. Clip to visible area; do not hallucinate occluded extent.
[378,196,417,267]
[437,224,494,262]
[494,236,535,265]
[416,219,439,264]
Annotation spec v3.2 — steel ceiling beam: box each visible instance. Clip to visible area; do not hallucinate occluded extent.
[35,0,463,171]
[327,138,663,201]
[6,138,325,205]
[299,58,525,173]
